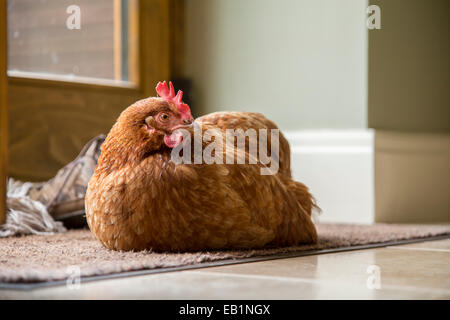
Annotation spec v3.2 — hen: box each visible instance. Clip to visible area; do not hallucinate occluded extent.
[85,81,318,251]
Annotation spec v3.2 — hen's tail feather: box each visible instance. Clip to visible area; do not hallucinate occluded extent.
[288,180,320,218]
[270,178,319,245]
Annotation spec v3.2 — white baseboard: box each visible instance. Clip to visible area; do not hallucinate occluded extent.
[285,129,450,224]
[284,129,375,224]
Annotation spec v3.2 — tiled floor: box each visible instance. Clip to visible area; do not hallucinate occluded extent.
[1,238,449,299]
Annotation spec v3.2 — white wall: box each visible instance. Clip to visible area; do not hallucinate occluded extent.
[185,0,368,130]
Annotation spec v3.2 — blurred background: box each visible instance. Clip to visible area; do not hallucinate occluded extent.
[1,0,449,225]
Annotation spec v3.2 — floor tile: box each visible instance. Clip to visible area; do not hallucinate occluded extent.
[0,240,449,300]
[190,247,450,296]
[388,238,450,251]
[1,267,446,300]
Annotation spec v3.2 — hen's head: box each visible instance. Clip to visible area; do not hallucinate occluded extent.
[99,82,194,171]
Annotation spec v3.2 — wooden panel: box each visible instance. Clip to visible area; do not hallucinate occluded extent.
[128,0,139,84]
[0,0,7,224]
[8,83,141,181]
[7,0,183,182]
[139,0,171,96]
[169,0,185,78]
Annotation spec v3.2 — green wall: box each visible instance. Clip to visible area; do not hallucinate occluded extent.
[185,0,368,130]
[184,0,449,133]
[368,0,450,133]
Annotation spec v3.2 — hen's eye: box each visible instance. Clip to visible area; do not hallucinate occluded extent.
[159,113,170,121]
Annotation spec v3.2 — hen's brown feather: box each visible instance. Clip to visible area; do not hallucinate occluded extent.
[86,101,318,251]
[197,111,292,177]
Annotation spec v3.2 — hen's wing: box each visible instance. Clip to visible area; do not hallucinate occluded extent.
[197,111,292,177]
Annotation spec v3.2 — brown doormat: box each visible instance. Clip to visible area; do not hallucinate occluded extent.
[1,223,449,289]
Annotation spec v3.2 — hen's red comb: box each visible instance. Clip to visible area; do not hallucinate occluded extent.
[155,81,192,119]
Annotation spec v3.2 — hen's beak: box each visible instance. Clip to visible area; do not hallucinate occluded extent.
[169,122,194,134]
[183,118,194,125]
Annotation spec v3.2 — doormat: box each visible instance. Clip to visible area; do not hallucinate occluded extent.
[1,223,449,290]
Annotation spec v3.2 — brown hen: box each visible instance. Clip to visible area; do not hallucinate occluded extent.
[85,81,318,251]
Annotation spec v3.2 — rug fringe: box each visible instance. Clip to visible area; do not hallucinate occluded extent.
[0,178,66,237]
